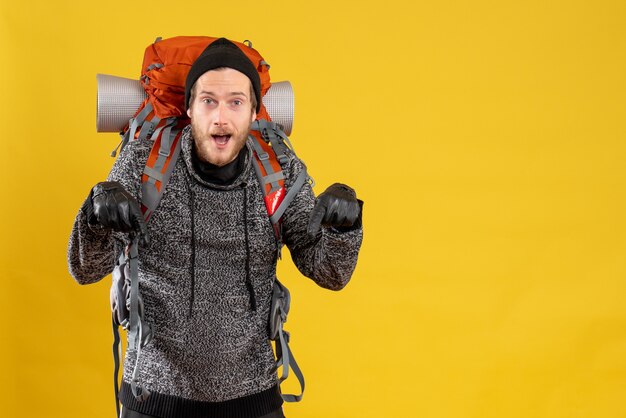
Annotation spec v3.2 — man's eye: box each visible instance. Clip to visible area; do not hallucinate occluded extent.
[233,100,242,106]
[202,98,214,104]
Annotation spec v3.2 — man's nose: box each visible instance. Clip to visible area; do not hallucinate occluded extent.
[212,103,228,125]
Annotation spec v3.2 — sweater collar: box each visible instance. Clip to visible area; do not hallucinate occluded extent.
[191,144,247,186]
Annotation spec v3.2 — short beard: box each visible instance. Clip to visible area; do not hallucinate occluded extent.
[190,122,250,167]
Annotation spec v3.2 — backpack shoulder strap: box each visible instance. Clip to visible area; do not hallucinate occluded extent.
[249,120,310,242]
[112,237,152,414]
[140,118,186,220]
[111,118,184,414]
[251,121,308,402]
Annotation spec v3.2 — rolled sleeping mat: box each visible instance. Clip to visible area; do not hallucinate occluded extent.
[96,74,295,136]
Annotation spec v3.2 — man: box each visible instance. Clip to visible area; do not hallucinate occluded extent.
[68,38,363,418]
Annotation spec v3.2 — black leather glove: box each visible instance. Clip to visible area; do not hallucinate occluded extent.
[307,183,362,237]
[87,181,149,244]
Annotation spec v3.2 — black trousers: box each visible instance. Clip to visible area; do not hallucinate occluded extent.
[121,407,285,418]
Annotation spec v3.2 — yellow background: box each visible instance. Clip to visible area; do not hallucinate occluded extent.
[2,0,626,417]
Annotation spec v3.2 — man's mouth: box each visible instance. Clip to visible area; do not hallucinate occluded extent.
[212,134,231,145]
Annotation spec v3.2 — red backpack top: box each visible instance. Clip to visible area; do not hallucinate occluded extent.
[139,36,271,121]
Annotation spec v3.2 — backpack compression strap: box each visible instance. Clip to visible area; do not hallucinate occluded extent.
[269,279,305,402]
[112,101,160,157]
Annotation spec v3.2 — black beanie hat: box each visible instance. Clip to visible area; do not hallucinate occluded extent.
[185,38,261,112]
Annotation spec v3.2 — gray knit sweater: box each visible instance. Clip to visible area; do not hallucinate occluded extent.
[68,125,363,417]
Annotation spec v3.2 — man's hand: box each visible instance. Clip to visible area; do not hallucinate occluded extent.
[307,183,361,238]
[89,181,149,244]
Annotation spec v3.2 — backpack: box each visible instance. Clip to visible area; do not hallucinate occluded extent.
[105,36,306,416]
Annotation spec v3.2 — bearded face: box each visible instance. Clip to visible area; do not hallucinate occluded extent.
[187,68,257,166]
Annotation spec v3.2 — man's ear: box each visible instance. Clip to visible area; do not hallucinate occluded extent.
[250,109,257,123]
[187,107,192,118]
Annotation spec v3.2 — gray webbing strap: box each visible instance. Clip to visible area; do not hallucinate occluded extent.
[276,321,305,402]
[130,317,150,402]
[141,121,181,217]
[141,117,176,186]
[113,318,122,417]
[137,115,161,141]
[149,120,167,142]
[143,166,163,183]
[258,119,289,165]
[127,240,139,350]
[249,134,281,193]
[160,129,182,181]
[270,168,307,225]
[127,103,153,144]
[141,189,159,220]
[275,129,297,163]
[277,326,290,382]
[111,252,128,418]
[269,279,304,402]
[280,341,305,402]
[250,148,267,194]
[112,251,126,417]
[263,171,285,185]
[157,123,176,162]
[112,129,129,157]
[126,237,150,402]
[145,63,163,72]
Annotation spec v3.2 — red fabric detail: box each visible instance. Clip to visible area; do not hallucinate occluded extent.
[264,187,286,216]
